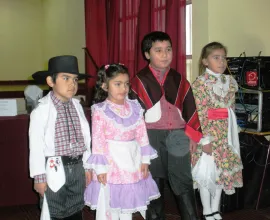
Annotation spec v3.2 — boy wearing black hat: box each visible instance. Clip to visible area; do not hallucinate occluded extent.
[29,55,91,220]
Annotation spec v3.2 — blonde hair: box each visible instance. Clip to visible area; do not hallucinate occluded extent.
[198,42,227,75]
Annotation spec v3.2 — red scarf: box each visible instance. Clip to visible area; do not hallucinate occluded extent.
[131,66,202,143]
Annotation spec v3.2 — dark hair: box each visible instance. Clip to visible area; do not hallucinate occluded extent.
[198,41,227,75]
[141,31,172,61]
[51,73,60,83]
[46,73,60,91]
[93,63,129,103]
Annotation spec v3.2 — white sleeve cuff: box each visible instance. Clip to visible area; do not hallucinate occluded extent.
[141,152,158,165]
[91,164,109,175]
[141,156,151,164]
[199,135,214,145]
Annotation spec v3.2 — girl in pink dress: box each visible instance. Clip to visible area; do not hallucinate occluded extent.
[84,64,160,220]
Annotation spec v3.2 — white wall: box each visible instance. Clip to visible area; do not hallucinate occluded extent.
[42,0,85,72]
[192,0,270,80]
[0,0,85,81]
[0,0,43,80]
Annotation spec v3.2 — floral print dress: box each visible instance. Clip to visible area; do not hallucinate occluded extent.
[192,69,243,195]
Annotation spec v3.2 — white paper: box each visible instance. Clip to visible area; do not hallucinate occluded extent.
[0,99,17,116]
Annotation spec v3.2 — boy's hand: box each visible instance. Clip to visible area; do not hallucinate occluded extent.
[189,139,197,153]
[34,182,47,197]
[141,163,149,179]
[97,173,107,185]
[202,143,212,155]
[85,170,92,186]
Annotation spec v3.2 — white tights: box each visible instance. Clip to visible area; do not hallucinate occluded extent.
[199,186,223,220]
[111,212,132,220]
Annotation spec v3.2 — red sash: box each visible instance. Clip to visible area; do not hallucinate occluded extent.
[208,108,228,120]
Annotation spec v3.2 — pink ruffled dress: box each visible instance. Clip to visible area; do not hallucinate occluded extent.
[84,98,160,214]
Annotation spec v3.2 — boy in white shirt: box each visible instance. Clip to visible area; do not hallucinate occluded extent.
[29,55,92,220]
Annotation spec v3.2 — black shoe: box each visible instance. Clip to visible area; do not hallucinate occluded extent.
[201,213,213,220]
[212,211,222,220]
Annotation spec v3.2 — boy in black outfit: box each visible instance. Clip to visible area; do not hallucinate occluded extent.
[131,31,209,220]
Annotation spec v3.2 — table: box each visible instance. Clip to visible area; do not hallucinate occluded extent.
[241,131,270,210]
[0,115,38,207]
[0,108,91,207]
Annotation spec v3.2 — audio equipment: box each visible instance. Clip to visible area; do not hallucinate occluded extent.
[226,56,270,90]
[235,89,270,132]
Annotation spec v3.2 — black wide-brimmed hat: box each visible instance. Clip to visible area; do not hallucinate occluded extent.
[32,55,90,84]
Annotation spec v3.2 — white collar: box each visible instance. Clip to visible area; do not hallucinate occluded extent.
[206,68,223,78]
[205,68,230,98]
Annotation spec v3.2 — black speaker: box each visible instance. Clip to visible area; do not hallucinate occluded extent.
[226,56,270,90]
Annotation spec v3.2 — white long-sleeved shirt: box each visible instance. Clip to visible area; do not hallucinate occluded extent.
[29,92,91,178]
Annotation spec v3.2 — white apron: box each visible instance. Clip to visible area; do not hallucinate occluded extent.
[108,140,141,172]
[95,140,142,220]
[41,156,66,220]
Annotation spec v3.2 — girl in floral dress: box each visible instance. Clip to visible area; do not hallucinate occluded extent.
[191,42,243,220]
[84,64,160,220]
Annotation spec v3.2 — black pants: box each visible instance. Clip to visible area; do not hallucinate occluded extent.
[146,129,198,220]
[40,161,85,219]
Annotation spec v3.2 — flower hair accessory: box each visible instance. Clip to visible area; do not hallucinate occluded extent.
[105,64,110,70]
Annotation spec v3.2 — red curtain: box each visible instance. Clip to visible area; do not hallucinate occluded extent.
[135,0,154,71]
[84,0,108,89]
[107,0,120,62]
[165,0,186,75]
[84,0,186,89]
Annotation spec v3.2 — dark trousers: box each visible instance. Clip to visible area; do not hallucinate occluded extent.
[146,129,198,220]
[40,161,85,219]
